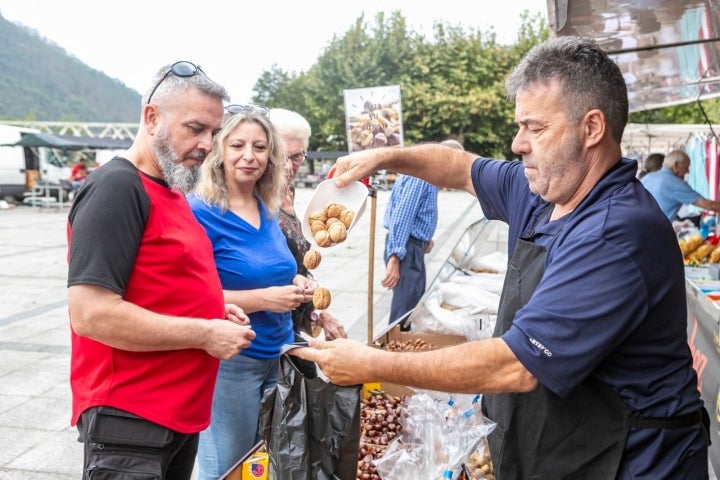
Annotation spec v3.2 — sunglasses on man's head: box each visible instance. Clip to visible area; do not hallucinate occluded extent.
[225,104,269,116]
[146,61,205,105]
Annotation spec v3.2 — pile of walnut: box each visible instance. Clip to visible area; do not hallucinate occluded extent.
[460,444,495,480]
[308,202,355,248]
[357,393,405,480]
[302,203,356,311]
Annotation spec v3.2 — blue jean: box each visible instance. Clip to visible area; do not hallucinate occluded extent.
[386,237,427,328]
[196,354,278,480]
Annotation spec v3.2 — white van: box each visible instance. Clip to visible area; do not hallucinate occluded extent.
[0,125,71,202]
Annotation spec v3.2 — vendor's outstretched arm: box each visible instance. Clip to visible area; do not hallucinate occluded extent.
[333,144,477,195]
[291,337,538,394]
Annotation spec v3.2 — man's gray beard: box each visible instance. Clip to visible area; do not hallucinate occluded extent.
[153,129,201,194]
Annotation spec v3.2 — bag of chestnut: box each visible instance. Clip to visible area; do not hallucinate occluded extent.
[259,342,362,480]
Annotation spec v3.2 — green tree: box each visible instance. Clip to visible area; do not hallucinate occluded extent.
[630,97,720,125]
[252,10,548,157]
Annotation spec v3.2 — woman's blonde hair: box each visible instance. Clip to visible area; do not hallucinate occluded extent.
[194,111,285,215]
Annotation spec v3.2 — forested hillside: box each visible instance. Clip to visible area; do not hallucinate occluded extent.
[0,12,140,122]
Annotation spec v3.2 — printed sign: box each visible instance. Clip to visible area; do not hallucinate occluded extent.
[343,85,403,153]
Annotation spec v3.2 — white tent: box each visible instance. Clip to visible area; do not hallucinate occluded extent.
[622,122,720,156]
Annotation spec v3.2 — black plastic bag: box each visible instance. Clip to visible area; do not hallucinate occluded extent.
[259,343,361,480]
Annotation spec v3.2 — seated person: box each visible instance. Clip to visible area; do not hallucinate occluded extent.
[69,156,89,191]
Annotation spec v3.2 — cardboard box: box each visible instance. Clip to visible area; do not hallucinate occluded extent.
[373,316,468,349]
[363,381,415,398]
[220,441,269,480]
[370,320,469,397]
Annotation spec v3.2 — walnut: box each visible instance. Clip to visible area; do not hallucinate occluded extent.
[327,222,347,243]
[314,229,331,247]
[303,249,322,270]
[309,210,328,223]
[325,217,341,227]
[339,209,355,228]
[310,220,327,235]
[313,287,331,310]
[325,203,344,218]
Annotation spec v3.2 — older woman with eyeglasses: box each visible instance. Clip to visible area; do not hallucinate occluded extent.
[268,108,348,341]
[187,106,316,479]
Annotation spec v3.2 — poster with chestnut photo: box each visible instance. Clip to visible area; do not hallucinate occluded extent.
[343,85,403,153]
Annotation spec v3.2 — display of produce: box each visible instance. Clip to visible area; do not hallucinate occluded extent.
[355,219,509,479]
[382,338,437,352]
[356,389,497,480]
[680,230,720,265]
[357,392,405,480]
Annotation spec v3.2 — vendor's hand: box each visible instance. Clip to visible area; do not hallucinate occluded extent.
[290,338,376,385]
[204,320,255,360]
[333,148,389,188]
[263,285,308,312]
[381,255,400,289]
[224,303,249,325]
[317,311,347,340]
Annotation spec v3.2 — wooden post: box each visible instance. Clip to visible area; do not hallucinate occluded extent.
[367,184,377,346]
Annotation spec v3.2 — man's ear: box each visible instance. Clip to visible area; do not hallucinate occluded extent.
[583,109,605,149]
[142,104,160,135]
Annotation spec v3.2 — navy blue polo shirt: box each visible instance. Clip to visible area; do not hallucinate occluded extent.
[471,157,707,478]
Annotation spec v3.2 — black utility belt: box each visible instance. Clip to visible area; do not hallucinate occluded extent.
[629,408,707,429]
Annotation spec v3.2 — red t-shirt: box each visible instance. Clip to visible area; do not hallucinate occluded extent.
[70,162,88,180]
[67,158,224,433]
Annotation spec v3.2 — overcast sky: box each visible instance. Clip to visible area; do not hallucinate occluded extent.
[0,0,546,103]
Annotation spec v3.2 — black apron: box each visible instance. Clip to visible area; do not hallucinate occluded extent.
[482,234,629,480]
[482,213,707,479]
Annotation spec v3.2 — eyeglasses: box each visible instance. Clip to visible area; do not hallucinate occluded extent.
[287,152,307,165]
[146,61,205,105]
[225,104,269,116]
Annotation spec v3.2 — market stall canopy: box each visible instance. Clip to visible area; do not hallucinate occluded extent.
[621,122,720,154]
[3,133,131,150]
[549,0,720,112]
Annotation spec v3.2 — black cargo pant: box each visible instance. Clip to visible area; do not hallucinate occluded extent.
[77,406,198,480]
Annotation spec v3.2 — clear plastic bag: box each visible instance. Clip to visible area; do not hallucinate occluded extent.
[373,392,495,479]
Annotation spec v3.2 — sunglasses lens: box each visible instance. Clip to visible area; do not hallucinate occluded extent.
[225,104,269,115]
[225,104,243,114]
[147,61,204,105]
[172,61,199,77]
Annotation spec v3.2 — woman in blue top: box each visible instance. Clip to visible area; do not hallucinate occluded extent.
[188,107,316,479]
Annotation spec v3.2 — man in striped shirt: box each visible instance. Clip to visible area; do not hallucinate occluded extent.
[382,139,464,330]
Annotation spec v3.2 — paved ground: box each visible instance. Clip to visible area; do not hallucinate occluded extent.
[0,185,482,479]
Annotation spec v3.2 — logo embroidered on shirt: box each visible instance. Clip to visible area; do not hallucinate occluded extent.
[529,338,552,357]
